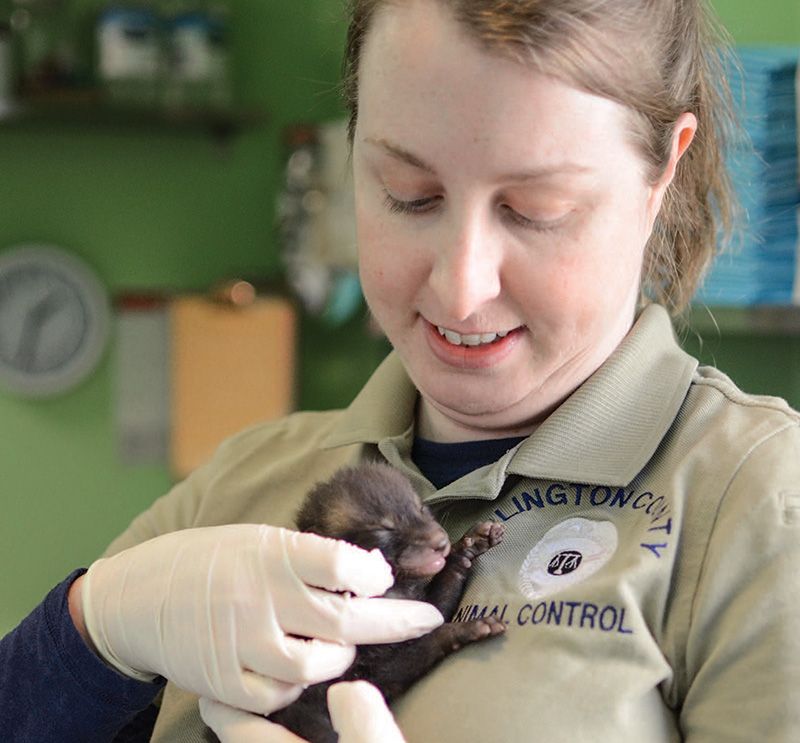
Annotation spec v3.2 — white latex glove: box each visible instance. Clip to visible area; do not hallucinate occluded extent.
[81,525,442,714]
[199,681,406,743]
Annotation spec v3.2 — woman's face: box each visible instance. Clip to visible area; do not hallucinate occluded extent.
[353,1,671,441]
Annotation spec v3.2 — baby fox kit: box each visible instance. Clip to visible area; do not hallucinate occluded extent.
[268,462,505,742]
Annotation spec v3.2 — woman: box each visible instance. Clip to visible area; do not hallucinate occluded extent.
[4,1,799,741]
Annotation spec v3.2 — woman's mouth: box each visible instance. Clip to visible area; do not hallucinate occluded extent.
[426,321,523,368]
[435,326,511,347]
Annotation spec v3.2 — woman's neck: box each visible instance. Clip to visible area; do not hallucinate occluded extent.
[415,397,541,443]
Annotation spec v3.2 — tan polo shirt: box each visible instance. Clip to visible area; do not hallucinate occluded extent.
[106,304,800,743]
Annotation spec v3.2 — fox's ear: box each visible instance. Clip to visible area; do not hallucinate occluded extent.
[295,477,334,532]
[294,501,317,533]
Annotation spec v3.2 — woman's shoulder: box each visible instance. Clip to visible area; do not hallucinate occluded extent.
[105,409,359,553]
[189,408,367,526]
[215,408,348,460]
[678,364,799,499]
[689,363,799,429]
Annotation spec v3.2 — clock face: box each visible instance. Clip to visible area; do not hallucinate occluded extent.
[0,246,111,397]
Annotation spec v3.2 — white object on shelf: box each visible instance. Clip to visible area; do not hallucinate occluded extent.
[97,6,161,105]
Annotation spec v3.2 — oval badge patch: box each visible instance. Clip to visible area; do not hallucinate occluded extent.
[518,517,618,600]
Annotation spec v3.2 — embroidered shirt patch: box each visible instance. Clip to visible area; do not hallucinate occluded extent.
[518,517,618,600]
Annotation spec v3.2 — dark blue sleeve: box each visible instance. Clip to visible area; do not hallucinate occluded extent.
[0,569,166,742]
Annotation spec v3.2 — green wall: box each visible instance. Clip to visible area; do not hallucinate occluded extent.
[714,0,800,43]
[1,1,798,635]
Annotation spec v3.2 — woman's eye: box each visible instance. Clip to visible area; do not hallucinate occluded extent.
[383,190,440,215]
[501,204,569,233]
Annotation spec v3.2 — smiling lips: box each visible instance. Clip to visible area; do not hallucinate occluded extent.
[435,326,511,347]
[426,320,522,368]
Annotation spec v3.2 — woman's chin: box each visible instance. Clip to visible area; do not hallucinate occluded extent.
[418,385,541,437]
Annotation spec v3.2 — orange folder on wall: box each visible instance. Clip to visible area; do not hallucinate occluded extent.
[169,295,296,478]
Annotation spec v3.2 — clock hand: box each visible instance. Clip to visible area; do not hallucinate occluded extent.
[14,290,68,372]
[14,323,42,373]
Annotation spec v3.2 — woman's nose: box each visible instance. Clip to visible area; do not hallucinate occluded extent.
[428,211,502,322]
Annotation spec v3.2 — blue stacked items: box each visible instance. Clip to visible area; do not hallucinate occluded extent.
[697,47,799,306]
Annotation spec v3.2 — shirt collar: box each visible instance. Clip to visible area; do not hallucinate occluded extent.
[323,351,418,448]
[324,304,697,489]
[506,304,697,486]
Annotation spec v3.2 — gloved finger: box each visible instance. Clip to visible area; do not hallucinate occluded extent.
[243,636,356,686]
[328,681,407,743]
[283,530,394,596]
[281,589,444,646]
[232,671,304,715]
[199,698,307,743]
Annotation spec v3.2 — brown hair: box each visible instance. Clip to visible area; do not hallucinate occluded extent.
[341,0,740,316]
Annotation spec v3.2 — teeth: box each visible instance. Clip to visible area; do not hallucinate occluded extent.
[437,326,511,347]
[443,329,462,345]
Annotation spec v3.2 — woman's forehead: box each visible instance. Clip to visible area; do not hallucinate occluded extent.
[356,45,628,171]
[357,13,636,181]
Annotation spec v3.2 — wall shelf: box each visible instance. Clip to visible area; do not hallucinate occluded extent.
[0,92,266,141]
[688,304,800,336]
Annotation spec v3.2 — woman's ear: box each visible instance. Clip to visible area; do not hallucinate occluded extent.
[664,111,698,183]
[647,112,698,220]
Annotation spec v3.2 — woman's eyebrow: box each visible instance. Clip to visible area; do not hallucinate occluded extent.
[503,163,594,182]
[363,137,437,173]
[363,136,594,181]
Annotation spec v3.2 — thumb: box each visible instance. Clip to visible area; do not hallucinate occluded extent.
[198,698,306,743]
[328,681,407,743]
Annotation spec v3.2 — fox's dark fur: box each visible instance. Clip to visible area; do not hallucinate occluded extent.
[267,462,505,742]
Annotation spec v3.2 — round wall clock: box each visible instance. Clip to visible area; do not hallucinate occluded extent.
[0,244,111,398]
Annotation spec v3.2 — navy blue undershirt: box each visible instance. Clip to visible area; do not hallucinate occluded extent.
[412,435,527,489]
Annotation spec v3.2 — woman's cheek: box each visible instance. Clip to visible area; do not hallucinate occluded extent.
[357,218,401,305]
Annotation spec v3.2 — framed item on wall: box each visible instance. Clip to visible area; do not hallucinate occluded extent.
[0,244,111,398]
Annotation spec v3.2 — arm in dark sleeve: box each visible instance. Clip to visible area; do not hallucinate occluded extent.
[0,569,165,743]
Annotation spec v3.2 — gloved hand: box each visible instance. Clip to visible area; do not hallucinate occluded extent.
[199,681,406,743]
[81,525,442,713]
